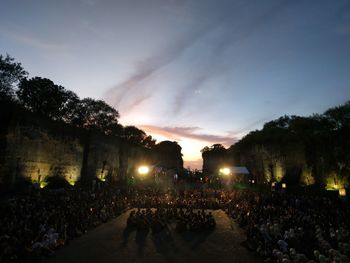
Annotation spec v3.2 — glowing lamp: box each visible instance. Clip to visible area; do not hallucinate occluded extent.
[40,182,48,189]
[282,183,287,189]
[252,180,255,184]
[271,182,276,187]
[219,167,231,176]
[68,180,75,186]
[138,166,149,175]
[339,188,346,197]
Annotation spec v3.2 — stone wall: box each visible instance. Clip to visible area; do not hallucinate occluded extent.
[3,124,83,185]
[82,134,121,182]
[0,105,85,186]
[0,104,153,188]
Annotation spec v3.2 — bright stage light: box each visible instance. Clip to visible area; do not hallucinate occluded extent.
[339,188,346,197]
[219,167,231,176]
[138,166,149,175]
[40,182,48,188]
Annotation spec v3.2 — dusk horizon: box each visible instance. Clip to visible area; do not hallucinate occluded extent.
[1,0,350,169]
[1,1,350,263]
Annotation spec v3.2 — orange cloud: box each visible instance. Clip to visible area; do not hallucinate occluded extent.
[138,125,238,169]
[140,125,237,146]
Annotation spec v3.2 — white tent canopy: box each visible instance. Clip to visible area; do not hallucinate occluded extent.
[230,166,249,174]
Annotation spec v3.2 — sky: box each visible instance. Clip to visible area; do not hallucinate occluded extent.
[1,0,350,169]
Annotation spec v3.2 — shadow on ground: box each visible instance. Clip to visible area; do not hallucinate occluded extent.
[45,210,261,263]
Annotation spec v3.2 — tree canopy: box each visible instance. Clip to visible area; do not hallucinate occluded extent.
[122,126,156,148]
[17,77,76,120]
[154,141,183,171]
[202,101,350,187]
[72,98,120,135]
[0,53,157,148]
[0,54,27,100]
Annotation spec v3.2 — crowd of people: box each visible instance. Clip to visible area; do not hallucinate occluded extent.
[127,208,216,233]
[226,191,350,263]
[1,184,349,263]
[129,188,222,209]
[0,186,128,262]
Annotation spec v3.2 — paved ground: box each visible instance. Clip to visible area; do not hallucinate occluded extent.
[46,209,260,263]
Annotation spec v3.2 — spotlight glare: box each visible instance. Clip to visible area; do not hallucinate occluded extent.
[220,167,231,176]
[339,188,346,197]
[40,182,47,189]
[138,166,149,175]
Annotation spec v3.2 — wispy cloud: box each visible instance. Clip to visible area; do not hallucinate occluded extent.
[171,0,300,114]
[103,3,238,112]
[0,26,67,51]
[140,125,237,146]
[172,74,211,115]
[105,1,295,114]
[230,116,275,136]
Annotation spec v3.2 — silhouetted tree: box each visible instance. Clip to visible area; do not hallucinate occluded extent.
[72,98,120,135]
[201,144,229,175]
[324,101,350,130]
[0,54,27,101]
[122,126,147,144]
[323,102,350,177]
[17,77,75,120]
[121,126,156,147]
[226,101,350,187]
[154,141,183,171]
[108,123,124,138]
[142,135,156,149]
[59,90,81,124]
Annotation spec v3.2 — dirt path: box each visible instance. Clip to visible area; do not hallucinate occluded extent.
[45,210,260,263]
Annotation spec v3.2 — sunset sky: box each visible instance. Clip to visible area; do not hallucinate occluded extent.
[1,0,350,168]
